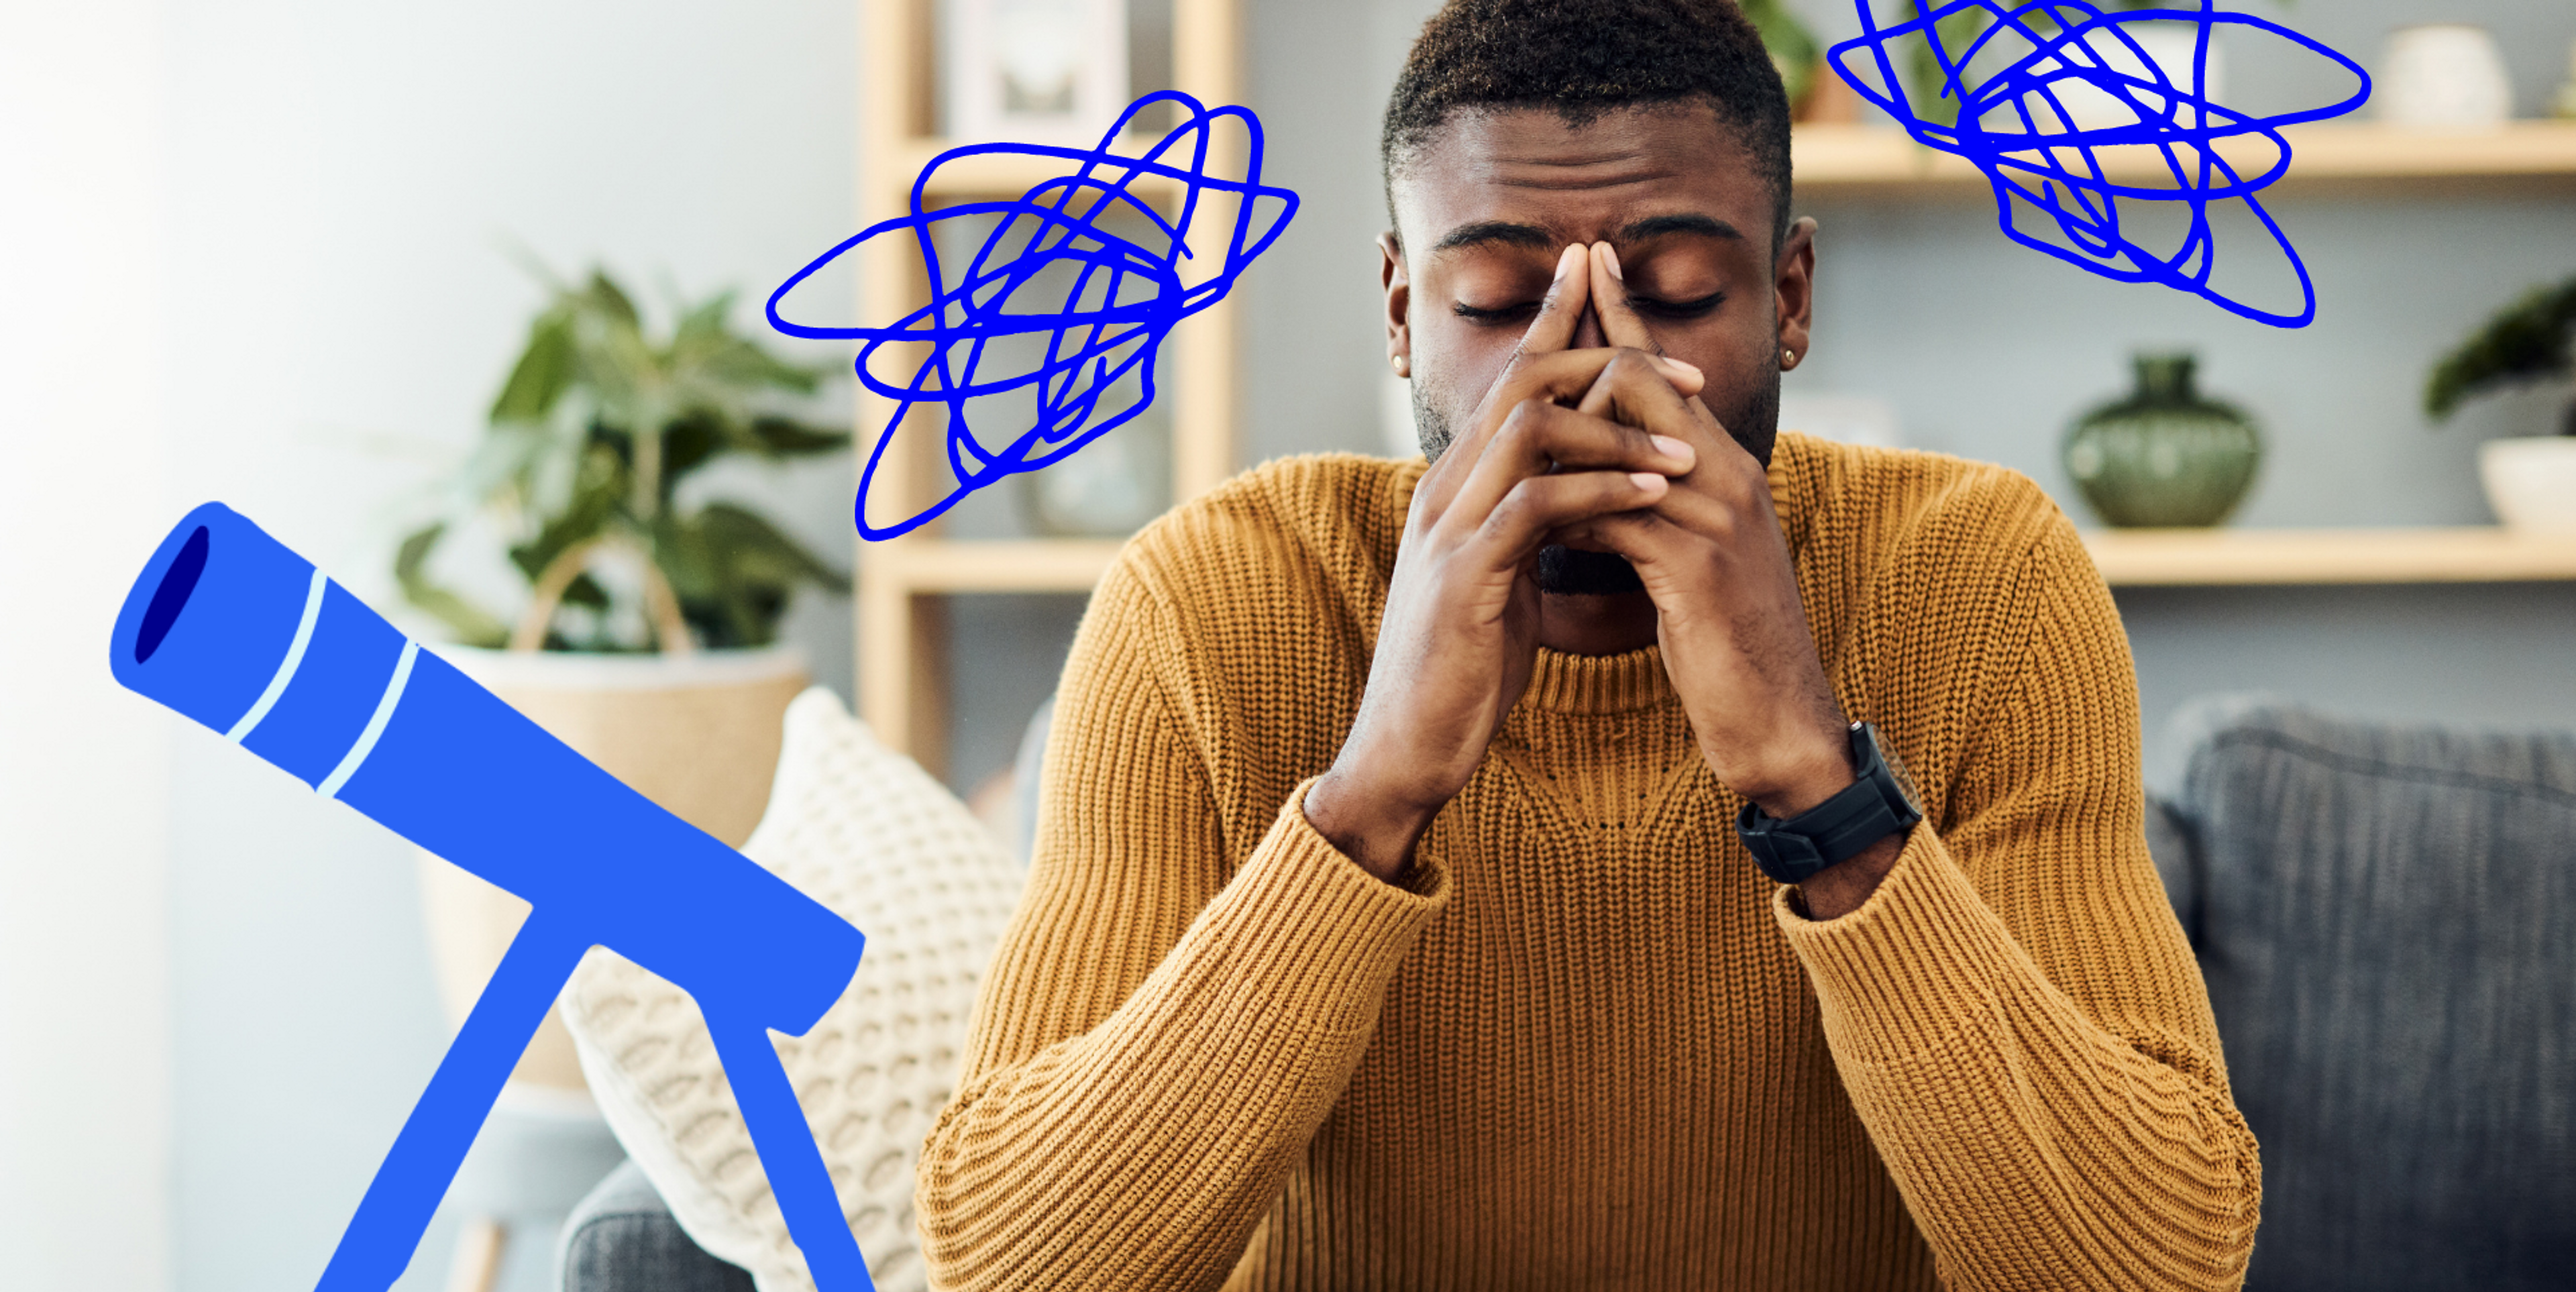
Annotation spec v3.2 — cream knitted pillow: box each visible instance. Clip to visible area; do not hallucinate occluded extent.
[562,687,1026,1291]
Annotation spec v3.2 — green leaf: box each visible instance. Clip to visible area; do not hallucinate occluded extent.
[393,523,511,647]
[490,311,578,423]
[2425,275,2576,421]
[697,502,849,592]
[508,451,625,588]
[747,415,851,457]
[660,413,727,491]
[1743,0,1820,108]
[584,269,641,329]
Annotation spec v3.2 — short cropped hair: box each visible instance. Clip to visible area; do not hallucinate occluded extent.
[1381,0,1794,249]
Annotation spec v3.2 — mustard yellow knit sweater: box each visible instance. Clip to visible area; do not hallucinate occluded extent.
[918,436,2259,1291]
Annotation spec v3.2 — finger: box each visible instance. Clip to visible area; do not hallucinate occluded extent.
[1413,244,1592,522]
[1589,241,1661,354]
[1472,470,1671,572]
[1444,400,1695,533]
[1574,348,1709,433]
[1516,243,1592,360]
[1551,451,1786,568]
[1503,347,1700,420]
[1420,348,1694,529]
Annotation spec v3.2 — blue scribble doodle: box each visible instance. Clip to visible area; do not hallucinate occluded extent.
[109,504,877,1292]
[1831,1,2369,327]
[769,91,1297,539]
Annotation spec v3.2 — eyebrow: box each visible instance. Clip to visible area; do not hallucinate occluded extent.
[1615,213,1744,244]
[1429,220,1556,254]
[1428,213,1746,256]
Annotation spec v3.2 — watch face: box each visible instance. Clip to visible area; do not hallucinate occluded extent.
[1867,724,1928,816]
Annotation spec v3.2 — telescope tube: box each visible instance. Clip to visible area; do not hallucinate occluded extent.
[108,504,873,1292]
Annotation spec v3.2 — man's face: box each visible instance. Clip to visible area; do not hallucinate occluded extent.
[1381,103,1815,593]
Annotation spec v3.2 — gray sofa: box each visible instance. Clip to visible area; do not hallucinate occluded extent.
[559,700,2575,1291]
[556,1161,752,1292]
[2152,699,2574,1290]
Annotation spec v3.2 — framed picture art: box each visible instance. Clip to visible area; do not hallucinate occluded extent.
[948,0,1131,145]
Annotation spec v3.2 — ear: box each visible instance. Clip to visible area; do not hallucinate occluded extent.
[1775,217,1817,368]
[1377,230,1411,379]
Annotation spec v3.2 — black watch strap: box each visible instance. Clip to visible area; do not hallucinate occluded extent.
[1736,722,1925,885]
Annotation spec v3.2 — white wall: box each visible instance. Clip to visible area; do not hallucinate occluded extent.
[8,3,862,1289]
[0,6,176,1291]
[156,6,862,1287]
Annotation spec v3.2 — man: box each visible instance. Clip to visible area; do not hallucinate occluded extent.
[917,1,2259,1288]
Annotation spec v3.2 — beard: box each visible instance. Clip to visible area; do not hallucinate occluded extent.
[1411,365,1782,596]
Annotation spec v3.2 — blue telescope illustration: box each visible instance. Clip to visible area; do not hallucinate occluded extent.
[109,504,875,1292]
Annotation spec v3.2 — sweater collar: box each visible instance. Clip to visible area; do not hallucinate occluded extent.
[1523,644,1674,714]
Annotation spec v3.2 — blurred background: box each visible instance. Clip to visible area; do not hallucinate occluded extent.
[3,1,2571,1290]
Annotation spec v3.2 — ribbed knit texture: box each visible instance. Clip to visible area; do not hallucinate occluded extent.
[916,436,2260,1291]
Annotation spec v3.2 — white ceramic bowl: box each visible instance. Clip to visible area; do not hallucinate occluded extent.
[2379,24,2513,128]
[2479,436,2576,533]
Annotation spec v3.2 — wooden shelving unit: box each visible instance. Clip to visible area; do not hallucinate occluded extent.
[2084,526,2576,586]
[851,3,2576,771]
[854,0,1242,774]
[1791,120,2576,195]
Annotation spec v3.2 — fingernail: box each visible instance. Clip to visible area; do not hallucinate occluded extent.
[1651,435,1693,460]
[1660,357,1703,381]
[1554,244,1583,281]
[1629,471,1666,490]
[1599,242,1623,280]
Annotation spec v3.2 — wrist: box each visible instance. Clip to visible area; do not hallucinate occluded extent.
[1303,767,1442,884]
[1793,830,1907,920]
[1722,727,1858,819]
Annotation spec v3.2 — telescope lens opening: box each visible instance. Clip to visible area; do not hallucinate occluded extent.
[136,525,210,664]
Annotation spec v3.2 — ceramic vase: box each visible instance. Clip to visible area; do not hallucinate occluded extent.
[2063,352,2261,527]
[1018,414,1171,537]
[2379,25,2513,128]
[2479,436,2576,533]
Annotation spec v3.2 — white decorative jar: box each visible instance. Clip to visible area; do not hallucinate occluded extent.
[2051,20,2226,132]
[2379,25,2514,128]
[2479,437,2576,533]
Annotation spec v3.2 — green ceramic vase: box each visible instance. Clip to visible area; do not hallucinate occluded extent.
[2063,352,2261,527]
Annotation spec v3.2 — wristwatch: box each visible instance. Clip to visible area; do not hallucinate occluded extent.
[1736,721,1925,885]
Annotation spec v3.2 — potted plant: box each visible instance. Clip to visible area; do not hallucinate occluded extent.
[400,264,850,1091]
[1883,0,2253,129]
[2427,274,2576,533]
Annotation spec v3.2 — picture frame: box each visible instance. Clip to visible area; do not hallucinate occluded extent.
[947,0,1131,146]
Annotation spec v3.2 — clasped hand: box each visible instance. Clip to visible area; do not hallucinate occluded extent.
[1307,241,1855,885]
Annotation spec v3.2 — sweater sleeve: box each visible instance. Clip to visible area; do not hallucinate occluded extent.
[916,549,1452,1292]
[1774,519,2261,1292]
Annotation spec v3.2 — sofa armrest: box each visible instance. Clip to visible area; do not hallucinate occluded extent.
[2141,792,2198,946]
[556,1161,754,1292]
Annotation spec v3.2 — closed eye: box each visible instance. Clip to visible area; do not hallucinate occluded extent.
[1633,290,1725,320]
[1451,291,1727,325]
[1452,300,1539,325]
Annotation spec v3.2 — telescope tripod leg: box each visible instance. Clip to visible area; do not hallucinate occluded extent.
[315,912,586,1292]
[711,1020,878,1292]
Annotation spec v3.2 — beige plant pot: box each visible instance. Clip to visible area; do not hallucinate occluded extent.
[2479,436,2576,534]
[413,643,810,1093]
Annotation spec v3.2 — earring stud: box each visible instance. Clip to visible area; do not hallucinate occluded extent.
[1782,348,1798,368]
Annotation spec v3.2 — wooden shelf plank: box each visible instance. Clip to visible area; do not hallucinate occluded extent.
[2085,527,2576,586]
[1793,120,2576,195]
[861,526,2576,598]
[865,538,1126,592]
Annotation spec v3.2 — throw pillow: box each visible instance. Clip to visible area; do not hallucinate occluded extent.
[561,686,1027,1291]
